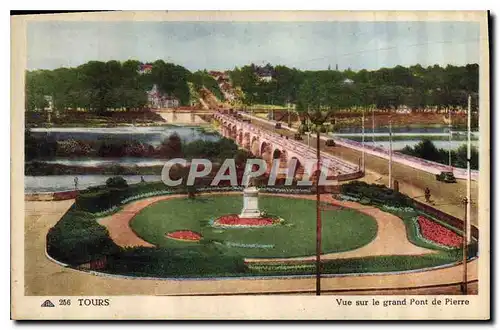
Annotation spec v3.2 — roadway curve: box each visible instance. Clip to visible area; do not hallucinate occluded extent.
[25,199,477,296]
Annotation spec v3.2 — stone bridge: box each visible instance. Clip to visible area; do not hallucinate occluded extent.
[213,112,363,181]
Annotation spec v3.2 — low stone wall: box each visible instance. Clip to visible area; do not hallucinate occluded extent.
[25,190,78,201]
[336,170,364,182]
[334,137,479,181]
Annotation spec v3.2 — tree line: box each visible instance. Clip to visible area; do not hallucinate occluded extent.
[27,60,479,115]
[25,60,223,113]
[400,139,479,170]
[229,63,479,112]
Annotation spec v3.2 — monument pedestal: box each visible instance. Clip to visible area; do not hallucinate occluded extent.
[239,186,261,218]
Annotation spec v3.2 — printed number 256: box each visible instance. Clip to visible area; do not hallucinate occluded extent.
[59,299,71,306]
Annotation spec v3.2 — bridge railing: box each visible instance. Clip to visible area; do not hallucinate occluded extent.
[215,113,360,175]
[223,112,479,181]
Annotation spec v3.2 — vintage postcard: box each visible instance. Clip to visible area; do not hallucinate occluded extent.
[11,11,490,320]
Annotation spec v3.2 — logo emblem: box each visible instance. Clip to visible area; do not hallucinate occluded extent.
[41,300,55,307]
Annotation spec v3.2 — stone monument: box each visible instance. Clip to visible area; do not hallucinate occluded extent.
[239,178,261,218]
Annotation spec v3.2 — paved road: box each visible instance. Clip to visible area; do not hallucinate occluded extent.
[238,113,479,225]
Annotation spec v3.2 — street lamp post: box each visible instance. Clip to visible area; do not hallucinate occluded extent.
[362,108,365,172]
[461,196,468,295]
[388,116,393,189]
[307,107,333,296]
[372,107,375,143]
[288,101,291,128]
[467,95,472,243]
[448,108,453,170]
[315,125,321,295]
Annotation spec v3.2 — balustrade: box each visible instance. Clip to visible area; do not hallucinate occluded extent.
[215,113,359,176]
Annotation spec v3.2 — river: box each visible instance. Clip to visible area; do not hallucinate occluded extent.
[27,157,168,167]
[25,125,478,193]
[26,126,220,192]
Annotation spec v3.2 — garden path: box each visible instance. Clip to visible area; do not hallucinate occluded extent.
[98,192,434,261]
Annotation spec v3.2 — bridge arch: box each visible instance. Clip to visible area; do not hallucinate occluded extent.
[251,136,260,156]
[237,129,244,145]
[260,141,273,169]
[243,132,251,150]
[230,125,237,140]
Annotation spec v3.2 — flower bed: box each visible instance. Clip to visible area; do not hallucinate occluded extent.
[213,214,281,227]
[381,205,415,213]
[417,215,462,248]
[121,189,174,204]
[336,194,360,202]
[166,230,203,242]
[225,242,275,249]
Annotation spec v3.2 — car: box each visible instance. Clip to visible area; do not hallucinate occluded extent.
[435,171,457,183]
[325,139,336,147]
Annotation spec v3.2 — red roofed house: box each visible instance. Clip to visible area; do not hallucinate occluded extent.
[138,64,153,75]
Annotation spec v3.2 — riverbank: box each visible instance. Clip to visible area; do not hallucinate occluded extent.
[25,162,164,176]
[26,109,169,128]
[254,109,479,130]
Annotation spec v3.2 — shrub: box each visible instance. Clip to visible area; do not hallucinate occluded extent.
[106,176,128,189]
[75,188,125,213]
[46,207,120,265]
[340,181,410,208]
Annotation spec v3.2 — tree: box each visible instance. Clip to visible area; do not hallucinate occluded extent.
[189,71,225,101]
[159,133,183,159]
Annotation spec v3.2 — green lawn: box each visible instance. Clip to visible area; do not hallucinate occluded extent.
[129,195,378,258]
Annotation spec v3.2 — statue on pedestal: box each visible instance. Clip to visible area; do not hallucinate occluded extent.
[239,177,261,218]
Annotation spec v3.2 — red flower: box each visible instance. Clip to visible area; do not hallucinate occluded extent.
[214,214,275,226]
[417,216,462,248]
[167,230,202,241]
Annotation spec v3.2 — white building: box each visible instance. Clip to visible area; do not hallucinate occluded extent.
[147,84,179,109]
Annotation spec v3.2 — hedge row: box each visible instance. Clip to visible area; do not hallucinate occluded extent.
[104,247,464,278]
[249,250,463,276]
[75,179,315,214]
[75,181,173,213]
[105,246,247,278]
[340,181,411,207]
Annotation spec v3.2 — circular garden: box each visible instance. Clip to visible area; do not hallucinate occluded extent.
[130,195,378,258]
[46,180,477,279]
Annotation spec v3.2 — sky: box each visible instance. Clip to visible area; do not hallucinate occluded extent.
[27,21,480,71]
